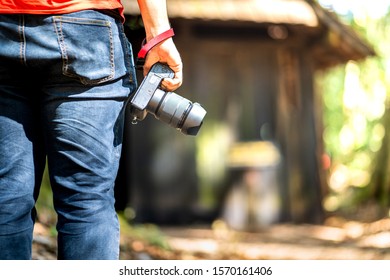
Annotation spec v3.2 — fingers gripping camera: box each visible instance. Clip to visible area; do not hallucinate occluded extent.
[129,63,206,136]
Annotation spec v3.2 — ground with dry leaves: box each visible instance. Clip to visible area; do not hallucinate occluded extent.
[32,216,390,260]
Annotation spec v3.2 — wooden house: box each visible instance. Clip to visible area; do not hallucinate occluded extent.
[116,0,374,225]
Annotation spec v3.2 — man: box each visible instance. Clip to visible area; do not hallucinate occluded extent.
[0,0,182,259]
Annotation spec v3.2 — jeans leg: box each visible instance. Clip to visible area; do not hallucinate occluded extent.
[0,14,49,260]
[38,11,135,259]
[0,84,46,260]
[44,97,125,260]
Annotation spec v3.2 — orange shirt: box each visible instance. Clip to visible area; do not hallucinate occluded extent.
[0,0,124,19]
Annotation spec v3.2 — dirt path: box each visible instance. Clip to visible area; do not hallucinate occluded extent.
[158,221,390,259]
[32,217,390,260]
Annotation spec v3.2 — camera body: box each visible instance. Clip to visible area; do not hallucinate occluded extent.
[129,63,206,136]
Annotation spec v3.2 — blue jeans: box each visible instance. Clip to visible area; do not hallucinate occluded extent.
[0,11,136,259]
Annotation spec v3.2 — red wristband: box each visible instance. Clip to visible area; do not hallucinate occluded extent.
[136,28,175,68]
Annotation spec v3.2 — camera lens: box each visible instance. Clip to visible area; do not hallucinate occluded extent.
[179,102,206,136]
[148,90,206,136]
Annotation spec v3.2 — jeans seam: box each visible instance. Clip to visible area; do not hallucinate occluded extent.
[53,19,68,79]
[18,15,27,67]
[52,15,112,27]
[119,23,136,86]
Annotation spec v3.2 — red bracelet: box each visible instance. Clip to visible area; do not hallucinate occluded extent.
[136,28,175,68]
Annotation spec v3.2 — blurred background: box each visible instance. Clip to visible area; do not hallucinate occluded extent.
[117,0,390,225]
[35,0,390,259]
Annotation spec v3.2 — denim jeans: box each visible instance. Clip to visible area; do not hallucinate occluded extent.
[0,10,136,259]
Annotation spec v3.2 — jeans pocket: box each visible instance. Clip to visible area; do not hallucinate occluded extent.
[53,15,114,85]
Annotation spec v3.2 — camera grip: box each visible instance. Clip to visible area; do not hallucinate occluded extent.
[131,63,174,110]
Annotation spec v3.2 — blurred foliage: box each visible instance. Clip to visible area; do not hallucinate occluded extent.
[118,213,170,250]
[317,4,390,217]
[35,164,56,229]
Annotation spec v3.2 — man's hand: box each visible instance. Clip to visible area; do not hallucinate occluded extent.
[143,37,183,92]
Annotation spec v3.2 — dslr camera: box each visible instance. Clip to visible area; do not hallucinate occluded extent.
[129,63,206,136]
